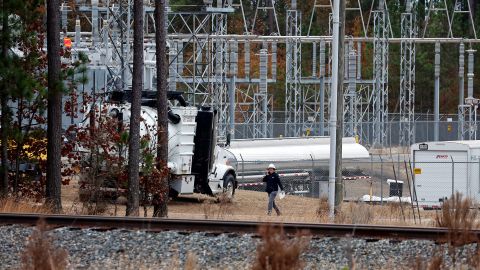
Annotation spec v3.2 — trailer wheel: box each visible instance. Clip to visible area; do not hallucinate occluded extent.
[223,174,236,200]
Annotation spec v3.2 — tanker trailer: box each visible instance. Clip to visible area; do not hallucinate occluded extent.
[215,137,370,197]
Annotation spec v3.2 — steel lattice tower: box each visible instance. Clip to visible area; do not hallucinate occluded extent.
[399,1,416,147]
[285,3,302,137]
[372,1,389,147]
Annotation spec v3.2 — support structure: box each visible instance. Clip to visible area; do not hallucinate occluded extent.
[459,48,478,140]
[285,5,302,137]
[399,1,416,147]
[252,0,280,35]
[212,10,229,138]
[451,0,477,39]
[434,42,440,141]
[372,1,389,147]
[254,48,269,138]
[458,43,465,140]
[344,41,357,138]
[423,0,452,38]
[61,1,480,146]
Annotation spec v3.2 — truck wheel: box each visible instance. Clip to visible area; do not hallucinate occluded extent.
[169,188,179,200]
[223,174,236,200]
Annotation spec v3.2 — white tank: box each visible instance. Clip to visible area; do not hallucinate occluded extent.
[224,136,369,163]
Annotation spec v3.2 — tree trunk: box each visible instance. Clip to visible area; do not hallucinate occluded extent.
[0,0,9,197]
[154,0,169,217]
[126,0,143,217]
[46,0,62,213]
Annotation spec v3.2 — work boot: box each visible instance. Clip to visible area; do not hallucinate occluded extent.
[267,211,272,216]
[275,209,281,216]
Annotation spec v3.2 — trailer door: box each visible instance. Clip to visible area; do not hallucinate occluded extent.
[413,150,468,207]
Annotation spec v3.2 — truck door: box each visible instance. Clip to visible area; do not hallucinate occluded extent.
[413,150,468,207]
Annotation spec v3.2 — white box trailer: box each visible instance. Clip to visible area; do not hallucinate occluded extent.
[411,141,480,207]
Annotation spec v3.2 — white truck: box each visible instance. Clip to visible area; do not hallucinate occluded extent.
[82,91,238,199]
[83,91,370,199]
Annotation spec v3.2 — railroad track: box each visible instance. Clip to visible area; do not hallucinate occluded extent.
[1,213,479,243]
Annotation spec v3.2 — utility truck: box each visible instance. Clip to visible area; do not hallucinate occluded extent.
[80,91,237,199]
[81,91,370,199]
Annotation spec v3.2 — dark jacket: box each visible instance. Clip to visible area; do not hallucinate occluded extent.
[263,172,284,194]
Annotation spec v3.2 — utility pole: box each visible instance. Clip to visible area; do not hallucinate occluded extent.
[328,0,345,218]
[335,0,346,208]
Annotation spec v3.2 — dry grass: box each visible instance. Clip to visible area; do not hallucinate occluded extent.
[184,252,199,270]
[413,254,444,270]
[252,225,310,270]
[315,196,330,222]
[20,219,68,270]
[336,202,375,224]
[4,181,468,228]
[93,246,199,270]
[316,197,420,225]
[0,197,50,214]
[435,192,479,246]
[202,192,233,219]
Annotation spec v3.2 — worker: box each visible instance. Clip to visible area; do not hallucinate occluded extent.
[262,163,284,216]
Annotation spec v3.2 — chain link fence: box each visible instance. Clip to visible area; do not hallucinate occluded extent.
[236,157,480,208]
[232,112,478,148]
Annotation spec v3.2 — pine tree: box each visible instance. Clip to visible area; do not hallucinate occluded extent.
[46,0,62,213]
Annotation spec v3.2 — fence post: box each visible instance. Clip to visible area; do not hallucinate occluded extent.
[451,157,455,197]
[310,154,316,198]
[379,154,384,205]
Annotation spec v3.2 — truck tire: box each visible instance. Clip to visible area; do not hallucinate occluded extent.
[169,188,179,200]
[223,174,236,200]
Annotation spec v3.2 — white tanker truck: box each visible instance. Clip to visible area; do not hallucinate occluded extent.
[82,91,370,199]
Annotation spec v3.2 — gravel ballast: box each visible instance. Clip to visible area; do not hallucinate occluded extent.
[0,225,478,269]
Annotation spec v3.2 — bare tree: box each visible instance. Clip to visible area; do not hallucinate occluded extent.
[126,0,144,216]
[153,0,169,217]
[46,0,62,213]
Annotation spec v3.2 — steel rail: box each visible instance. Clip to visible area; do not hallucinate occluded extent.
[1,213,479,243]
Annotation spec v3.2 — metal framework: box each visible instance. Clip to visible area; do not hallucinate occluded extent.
[60,0,480,147]
[423,0,452,38]
[285,6,302,137]
[459,48,478,140]
[252,0,280,35]
[451,0,477,39]
[372,2,389,147]
[344,40,358,138]
[399,1,416,147]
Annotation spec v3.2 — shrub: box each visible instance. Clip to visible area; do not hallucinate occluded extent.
[435,192,479,246]
[252,225,310,270]
[21,219,68,270]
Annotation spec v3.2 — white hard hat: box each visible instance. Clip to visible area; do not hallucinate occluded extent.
[267,163,276,169]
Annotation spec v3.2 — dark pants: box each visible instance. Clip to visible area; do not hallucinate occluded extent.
[267,191,280,215]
